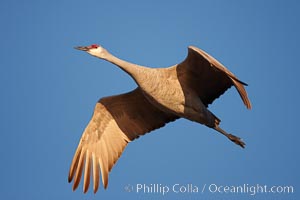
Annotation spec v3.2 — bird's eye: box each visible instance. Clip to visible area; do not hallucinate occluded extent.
[90,44,99,49]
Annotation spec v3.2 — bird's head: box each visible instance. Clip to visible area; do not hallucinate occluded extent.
[75,44,108,59]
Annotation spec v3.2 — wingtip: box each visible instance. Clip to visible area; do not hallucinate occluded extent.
[243,96,252,110]
[93,187,99,194]
[246,103,252,110]
[187,45,198,52]
[237,79,249,86]
[103,177,109,190]
[72,182,79,191]
[68,175,72,183]
[187,45,196,49]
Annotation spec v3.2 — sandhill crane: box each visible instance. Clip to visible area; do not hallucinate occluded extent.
[68,44,251,193]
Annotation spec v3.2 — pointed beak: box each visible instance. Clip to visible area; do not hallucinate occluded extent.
[74,46,89,51]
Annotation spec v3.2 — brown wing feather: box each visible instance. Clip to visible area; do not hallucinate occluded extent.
[68,88,178,193]
[177,46,251,109]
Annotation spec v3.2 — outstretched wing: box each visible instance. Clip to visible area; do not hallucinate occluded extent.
[176,46,251,109]
[68,88,178,193]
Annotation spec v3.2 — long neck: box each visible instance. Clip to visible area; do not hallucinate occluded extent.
[103,53,148,82]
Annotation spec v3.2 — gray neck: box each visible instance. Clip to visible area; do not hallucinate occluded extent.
[103,53,149,82]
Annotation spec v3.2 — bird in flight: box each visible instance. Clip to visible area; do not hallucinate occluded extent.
[68,44,251,193]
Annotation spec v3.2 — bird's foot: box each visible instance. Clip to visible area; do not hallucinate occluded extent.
[227,134,245,148]
[213,126,246,148]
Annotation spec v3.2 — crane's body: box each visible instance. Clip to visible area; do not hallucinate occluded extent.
[142,68,216,126]
[69,44,251,193]
[138,68,186,114]
[104,53,217,126]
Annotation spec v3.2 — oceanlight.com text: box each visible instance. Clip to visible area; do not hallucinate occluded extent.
[206,183,294,196]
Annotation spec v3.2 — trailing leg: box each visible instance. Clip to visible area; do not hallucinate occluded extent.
[213,125,245,148]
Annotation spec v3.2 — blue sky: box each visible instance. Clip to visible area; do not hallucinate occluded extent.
[0,0,299,199]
